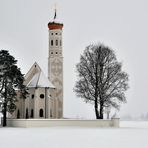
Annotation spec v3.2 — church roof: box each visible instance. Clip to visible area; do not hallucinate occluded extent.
[25,62,55,89]
[48,22,63,30]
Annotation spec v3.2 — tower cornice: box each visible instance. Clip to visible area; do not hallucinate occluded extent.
[48,22,63,30]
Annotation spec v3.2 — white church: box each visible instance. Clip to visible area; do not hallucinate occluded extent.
[6,10,120,128]
[11,11,64,119]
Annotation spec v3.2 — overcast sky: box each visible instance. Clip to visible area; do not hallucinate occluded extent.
[0,0,148,119]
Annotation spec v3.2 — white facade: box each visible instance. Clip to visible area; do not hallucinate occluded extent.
[11,63,55,119]
[48,21,64,118]
[10,13,64,119]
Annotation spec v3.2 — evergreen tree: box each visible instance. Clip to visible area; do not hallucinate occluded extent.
[0,50,27,126]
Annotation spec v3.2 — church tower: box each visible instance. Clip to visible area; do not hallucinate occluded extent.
[48,9,63,118]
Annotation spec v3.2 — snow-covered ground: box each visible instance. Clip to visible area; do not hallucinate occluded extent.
[0,121,148,148]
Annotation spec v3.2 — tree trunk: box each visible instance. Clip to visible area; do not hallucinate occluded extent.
[95,100,99,119]
[3,102,7,127]
[3,80,7,127]
[99,104,104,119]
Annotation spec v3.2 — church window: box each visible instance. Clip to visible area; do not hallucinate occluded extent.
[26,108,29,119]
[31,109,34,118]
[17,109,20,119]
[56,52,58,54]
[40,94,44,99]
[32,94,34,99]
[56,40,58,46]
[56,33,58,35]
[51,40,53,46]
[50,109,52,118]
[51,52,53,55]
[39,109,44,117]
[51,33,53,35]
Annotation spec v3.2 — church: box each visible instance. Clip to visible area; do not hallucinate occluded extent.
[11,10,64,119]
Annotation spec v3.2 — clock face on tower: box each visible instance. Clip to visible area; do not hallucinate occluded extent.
[51,59,62,76]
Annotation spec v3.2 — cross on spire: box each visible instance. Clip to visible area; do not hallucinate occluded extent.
[54,3,57,20]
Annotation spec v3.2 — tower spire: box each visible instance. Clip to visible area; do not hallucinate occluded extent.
[53,3,57,20]
[48,3,63,30]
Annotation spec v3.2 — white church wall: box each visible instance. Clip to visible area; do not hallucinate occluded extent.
[34,88,46,118]
[48,23,64,119]
[6,118,120,128]
[45,89,51,118]
[27,88,35,118]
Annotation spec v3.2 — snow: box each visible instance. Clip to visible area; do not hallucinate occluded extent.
[120,120,148,128]
[38,71,55,88]
[0,121,148,148]
[27,71,55,88]
[27,72,40,88]
[25,62,55,89]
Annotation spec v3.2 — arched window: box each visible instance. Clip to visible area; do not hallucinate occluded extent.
[56,40,58,46]
[50,109,52,118]
[51,40,53,46]
[31,109,34,118]
[17,109,20,119]
[32,94,34,99]
[39,109,44,117]
[26,108,29,119]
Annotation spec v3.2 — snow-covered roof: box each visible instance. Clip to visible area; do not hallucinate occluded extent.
[27,71,55,89]
[25,62,55,89]
[38,71,55,88]
[25,62,41,81]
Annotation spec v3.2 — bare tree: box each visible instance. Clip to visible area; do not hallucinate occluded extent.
[74,44,129,119]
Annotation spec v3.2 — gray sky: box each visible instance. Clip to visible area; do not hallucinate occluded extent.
[0,0,148,119]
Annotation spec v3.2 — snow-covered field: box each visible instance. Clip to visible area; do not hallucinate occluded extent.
[0,121,148,148]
